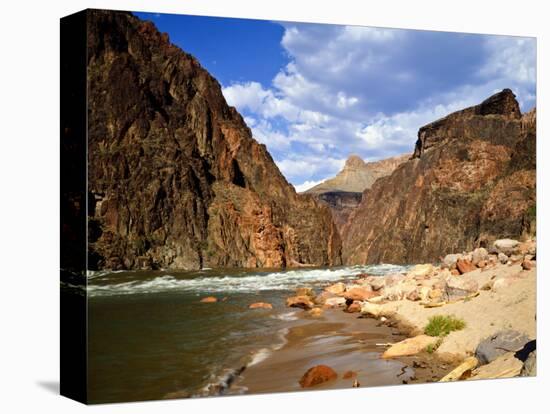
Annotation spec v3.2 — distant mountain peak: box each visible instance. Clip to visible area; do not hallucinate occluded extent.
[305,153,408,195]
[343,154,366,170]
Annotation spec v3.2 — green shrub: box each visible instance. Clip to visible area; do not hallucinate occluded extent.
[426,338,443,353]
[424,315,465,337]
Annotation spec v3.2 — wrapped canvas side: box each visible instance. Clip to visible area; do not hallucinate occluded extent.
[60,9,88,404]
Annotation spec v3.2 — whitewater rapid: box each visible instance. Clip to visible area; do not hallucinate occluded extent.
[86,264,410,297]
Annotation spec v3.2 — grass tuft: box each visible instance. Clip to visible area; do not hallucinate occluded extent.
[426,338,443,354]
[424,315,466,337]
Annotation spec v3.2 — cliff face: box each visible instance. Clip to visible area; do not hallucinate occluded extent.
[86,10,341,270]
[314,191,363,232]
[305,154,407,233]
[343,89,536,265]
[306,154,408,195]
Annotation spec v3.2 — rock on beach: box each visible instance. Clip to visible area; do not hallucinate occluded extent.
[249,302,273,310]
[475,330,530,364]
[286,295,314,310]
[382,335,439,359]
[299,365,337,387]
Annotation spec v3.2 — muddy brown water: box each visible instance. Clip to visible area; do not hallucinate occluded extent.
[84,264,427,403]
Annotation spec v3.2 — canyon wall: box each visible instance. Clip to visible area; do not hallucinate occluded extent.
[86,10,341,270]
[306,154,408,232]
[343,89,536,265]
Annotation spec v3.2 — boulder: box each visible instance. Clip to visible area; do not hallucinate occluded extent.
[249,302,273,310]
[521,350,536,377]
[200,296,217,303]
[518,240,536,256]
[522,259,535,271]
[429,288,444,301]
[445,275,479,300]
[324,282,346,295]
[406,289,421,301]
[471,247,489,265]
[324,297,347,308]
[295,287,315,297]
[418,286,432,302]
[510,254,523,263]
[384,280,417,301]
[493,239,519,255]
[477,260,488,269]
[368,277,386,291]
[360,302,386,318]
[344,286,377,301]
[498,252,509,264]
[314,291,337,305]
[468,352,523,380]
[286,295,314,310]
[456,259,476,274]
[308,307,324,318]
[382,335,439,358]
[299,365,337,387]
[384,273,406,287]
[475,330,530,364]
[442,254,462,269]
[345,301,362,313]
[408,264,434,278]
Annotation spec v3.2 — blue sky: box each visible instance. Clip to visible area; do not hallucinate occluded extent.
[136,12,536,191]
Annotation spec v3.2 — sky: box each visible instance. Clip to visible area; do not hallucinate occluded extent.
[135,12,536,192]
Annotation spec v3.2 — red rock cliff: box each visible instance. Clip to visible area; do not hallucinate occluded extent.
[343,89,536,265]
[86,10,341,270]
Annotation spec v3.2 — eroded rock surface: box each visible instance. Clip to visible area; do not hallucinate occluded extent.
[86,11,341,270]
[343,90,536,265]
[305,154,407,233]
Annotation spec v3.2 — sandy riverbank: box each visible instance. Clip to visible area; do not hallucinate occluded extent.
[234,238,536,392]
[233,308,454,394]
[376,263,536,361]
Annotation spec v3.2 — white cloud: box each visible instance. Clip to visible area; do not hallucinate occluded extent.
[247,118,290,150]
[222,81,274,113]
[479,37,536,85]
[275,155,345,184]
[221,24,536,185]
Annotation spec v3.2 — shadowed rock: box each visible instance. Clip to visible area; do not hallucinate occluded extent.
[86,10,341,270]
[475,330,530,364]
[343,90,536,265]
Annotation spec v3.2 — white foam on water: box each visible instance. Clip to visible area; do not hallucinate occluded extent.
[248,348,272,366]
[87,269,125,280]
[87,264,410,297]
[273,311,299,322]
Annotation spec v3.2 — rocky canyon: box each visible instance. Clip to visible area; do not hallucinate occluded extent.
[342,89,536,264]
[304,154,408,232]
[85,11,536,270]
[86,10,341,270]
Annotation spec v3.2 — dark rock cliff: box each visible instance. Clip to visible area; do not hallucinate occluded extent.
[86,10,341,270]
[315,191,363,232]
[343,89,536,265]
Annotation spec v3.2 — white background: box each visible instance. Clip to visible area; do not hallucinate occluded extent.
[0,0,547,412]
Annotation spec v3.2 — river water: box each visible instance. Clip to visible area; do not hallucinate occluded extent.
[86,264,409,403]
